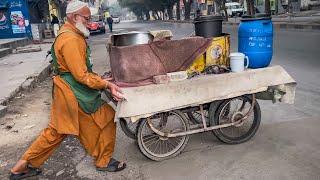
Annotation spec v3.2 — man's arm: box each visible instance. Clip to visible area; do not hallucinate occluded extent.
[61,37,108,90]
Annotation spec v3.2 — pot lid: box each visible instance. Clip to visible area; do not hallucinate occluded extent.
[194,15,223,22]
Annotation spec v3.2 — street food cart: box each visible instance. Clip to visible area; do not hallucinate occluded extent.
[105,30,296,161]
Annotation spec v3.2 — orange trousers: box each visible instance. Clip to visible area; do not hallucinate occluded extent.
[21,107,116,168]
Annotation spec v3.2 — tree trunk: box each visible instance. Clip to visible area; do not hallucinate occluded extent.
[214,1,218,14]
[222,0,228,21]
[155,11,159,20]
[168,5,174,20]
[265,0,271,15]
[205,0,208,15]
[152,11,157,20]
[176,0,181,20]
[145,10,150,20]
[183,0,192,20]
[162,10,166,20]
[275,0,278,15]
[246,0,255,15]
[157,11,162,20]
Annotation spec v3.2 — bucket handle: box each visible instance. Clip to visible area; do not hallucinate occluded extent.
[245,56,249,68]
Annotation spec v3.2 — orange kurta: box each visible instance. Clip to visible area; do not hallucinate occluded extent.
[21,22,116,168]
[50,22,113,135]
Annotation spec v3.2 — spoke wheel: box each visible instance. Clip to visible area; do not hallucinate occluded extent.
[210,95,261,144]
[137,110,190,161]
[187,110,209,124]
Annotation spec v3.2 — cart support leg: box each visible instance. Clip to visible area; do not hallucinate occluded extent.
[200,105,208,130]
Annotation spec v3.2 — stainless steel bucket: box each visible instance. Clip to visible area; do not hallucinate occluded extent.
[111,31,154,46]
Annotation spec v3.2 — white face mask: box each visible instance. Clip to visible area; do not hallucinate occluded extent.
[75,21,90,37]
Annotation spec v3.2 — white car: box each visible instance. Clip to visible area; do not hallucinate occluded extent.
[112,16,120,23]
[222,2,244,17]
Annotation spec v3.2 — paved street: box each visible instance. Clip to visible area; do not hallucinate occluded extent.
[0,21,319,180]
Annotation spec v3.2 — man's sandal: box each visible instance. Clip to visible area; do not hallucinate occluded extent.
[9,165,42,180]
[96,158,126,172]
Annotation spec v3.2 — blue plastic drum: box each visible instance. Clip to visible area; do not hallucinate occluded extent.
[238,15,273,68]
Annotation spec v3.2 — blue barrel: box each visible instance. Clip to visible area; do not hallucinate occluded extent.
[238,15,273,68]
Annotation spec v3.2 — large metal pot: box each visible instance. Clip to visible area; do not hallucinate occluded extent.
[111,31,154,46]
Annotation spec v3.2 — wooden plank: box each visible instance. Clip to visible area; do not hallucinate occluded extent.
[116,66,296,121]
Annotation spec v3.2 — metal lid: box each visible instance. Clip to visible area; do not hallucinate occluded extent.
[241,13,272,21]
[194,15,223,23]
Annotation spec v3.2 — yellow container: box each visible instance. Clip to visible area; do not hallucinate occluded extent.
[187,34,230,74]
[206,34,230,67]
[187,54,206,74]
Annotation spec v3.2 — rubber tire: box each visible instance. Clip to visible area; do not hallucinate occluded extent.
[188,101,223,124]
[119,118,137,140]
[137,110,190,161]
[210,95,261,144]
[187,111,202,124]
[208,100,224,124]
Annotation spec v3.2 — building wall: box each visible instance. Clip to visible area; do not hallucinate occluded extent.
[301,0,320,10]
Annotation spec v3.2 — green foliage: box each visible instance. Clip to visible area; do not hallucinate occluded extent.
[118,0,179,19]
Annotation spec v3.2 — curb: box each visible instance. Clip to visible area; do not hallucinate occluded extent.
[0,38,31,49]
[159,20,320,30]
[0,64,52,108]
[0,48,12,59]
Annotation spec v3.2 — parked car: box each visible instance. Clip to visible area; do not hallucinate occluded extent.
[87,15,105,34]
[112,16,120,23]
[221,2,244,17]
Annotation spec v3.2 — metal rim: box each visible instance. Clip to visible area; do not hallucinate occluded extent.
[217,97,256,140]
[139,111,188,158]
[187,110,209,124]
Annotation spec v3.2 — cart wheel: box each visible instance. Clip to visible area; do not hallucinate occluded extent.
[188,101,223,124]
[137,110,190,161]
[187,110,209,124]
[210,95,261,144]
[119,118,138,140]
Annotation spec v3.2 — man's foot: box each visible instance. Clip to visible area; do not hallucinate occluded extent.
[9,165,42,180]
[96,158,126,172]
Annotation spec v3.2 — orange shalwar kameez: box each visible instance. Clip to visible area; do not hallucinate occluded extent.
[21,22,116,168]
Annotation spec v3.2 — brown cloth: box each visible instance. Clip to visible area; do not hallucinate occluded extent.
[109,37,212,87]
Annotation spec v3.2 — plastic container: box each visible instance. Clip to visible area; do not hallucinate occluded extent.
[194,15,223,38]
[238,14,273,68]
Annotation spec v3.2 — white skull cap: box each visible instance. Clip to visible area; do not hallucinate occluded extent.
[66,0,89,14]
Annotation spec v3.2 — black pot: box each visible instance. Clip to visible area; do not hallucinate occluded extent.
[194,15,223,38]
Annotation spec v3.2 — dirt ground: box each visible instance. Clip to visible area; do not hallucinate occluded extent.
[0,78,90,180]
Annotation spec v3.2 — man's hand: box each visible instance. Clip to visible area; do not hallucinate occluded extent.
[106,81,124,101]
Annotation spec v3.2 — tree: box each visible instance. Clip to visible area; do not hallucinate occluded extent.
[176,0,181,20]
[215,0,228,21]
[246,0,255,15]
[118,0,178,20]
[265,0,271,15]
[182,0,193,20]
[163,0,176,20]
[27,0,49,23]
[49,0,68,20]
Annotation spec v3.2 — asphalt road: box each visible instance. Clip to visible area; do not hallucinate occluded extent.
[0,21,319,180]
[86,21,320,179]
